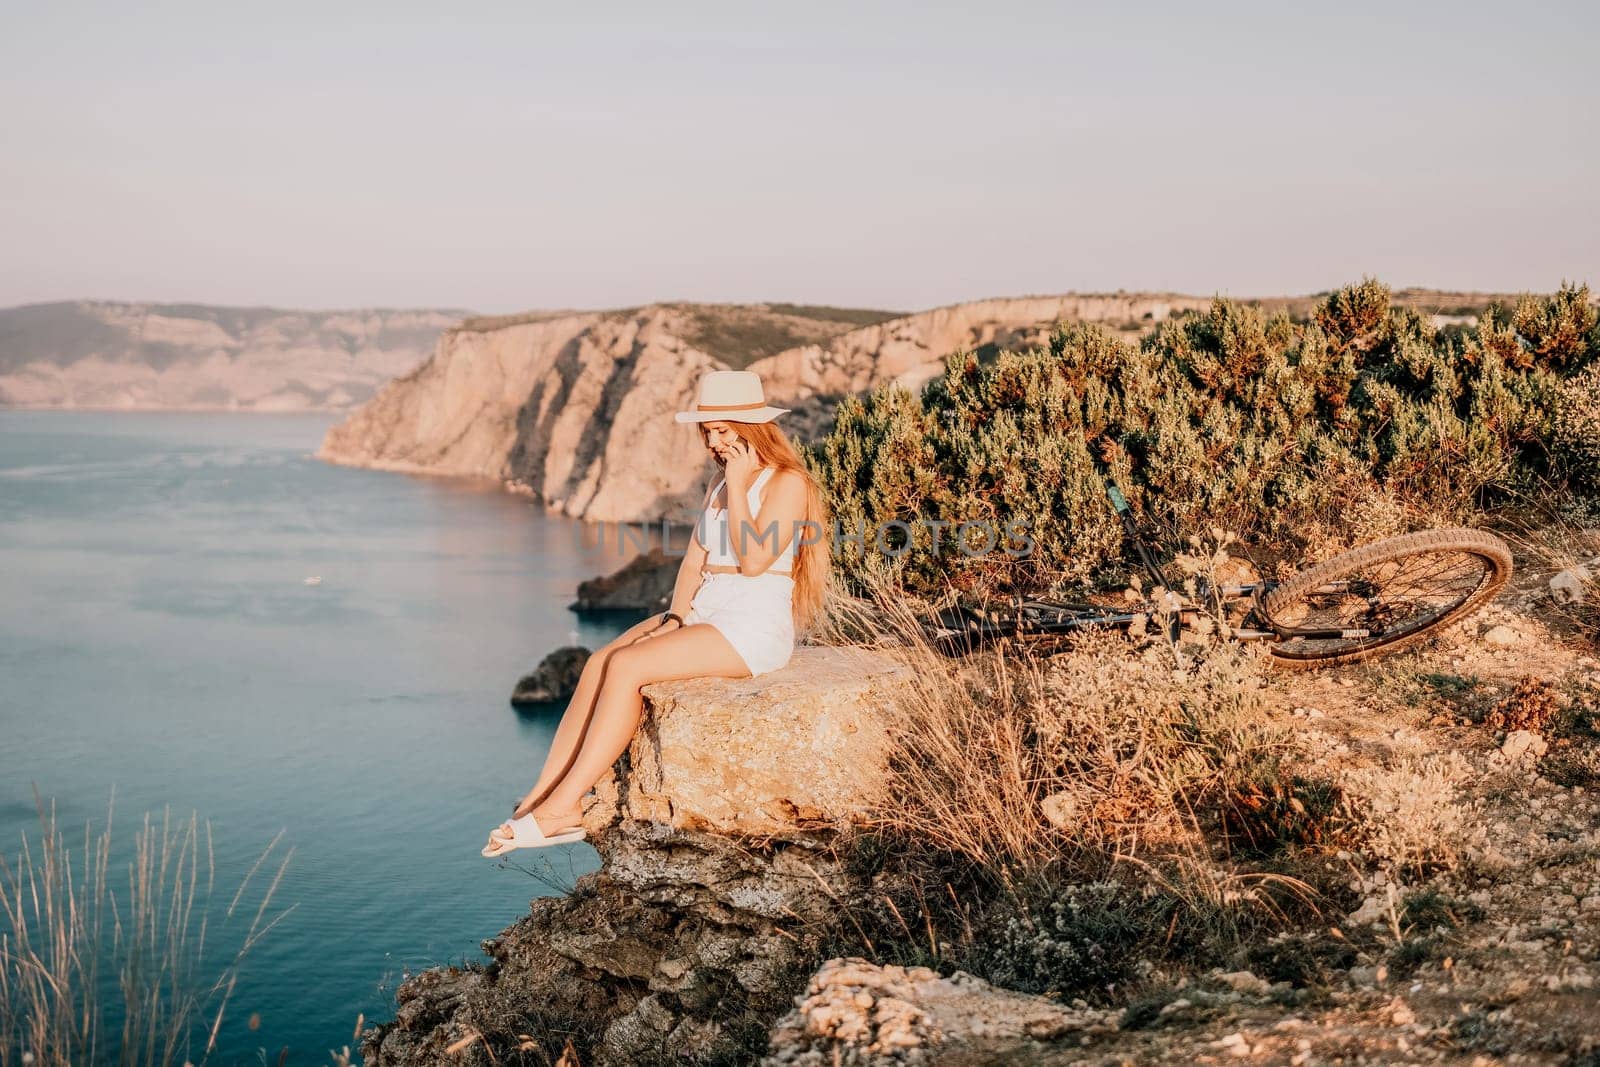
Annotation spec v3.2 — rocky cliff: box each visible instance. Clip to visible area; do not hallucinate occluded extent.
[361,565,1600,1066]
[319,307,724,522]
[0,301,467,410]
[362,646,910,1066]
[362,643,1141,1066]
[316,295,1210,524]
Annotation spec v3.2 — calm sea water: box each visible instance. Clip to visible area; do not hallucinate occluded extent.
[0,411,641,1063]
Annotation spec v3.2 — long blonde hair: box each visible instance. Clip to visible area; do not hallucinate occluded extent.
[699,419,832,635]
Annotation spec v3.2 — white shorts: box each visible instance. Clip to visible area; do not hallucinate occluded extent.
[683,571,796,677]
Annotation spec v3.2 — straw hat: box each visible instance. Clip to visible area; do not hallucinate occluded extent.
[674,370,790,424]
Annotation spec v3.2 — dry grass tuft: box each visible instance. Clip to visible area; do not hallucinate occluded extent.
[0,795,292,1067]
[1505,506,1599,647]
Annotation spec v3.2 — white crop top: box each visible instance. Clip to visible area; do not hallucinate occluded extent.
[697,466,798,572]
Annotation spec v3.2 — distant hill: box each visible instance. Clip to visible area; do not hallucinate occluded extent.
[451,302,906,369]
[0,301,471,410]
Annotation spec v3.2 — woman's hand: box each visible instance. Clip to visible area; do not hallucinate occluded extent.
[722,439,760,493]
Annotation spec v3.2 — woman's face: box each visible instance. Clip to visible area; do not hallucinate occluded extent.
[700,421,743,462]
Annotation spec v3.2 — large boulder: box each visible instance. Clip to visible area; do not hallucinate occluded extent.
[586,646,909,837]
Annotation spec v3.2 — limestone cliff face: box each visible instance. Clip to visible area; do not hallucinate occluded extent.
[319,294,1206,524]
[318,307,728,523]
[0,301,464,410]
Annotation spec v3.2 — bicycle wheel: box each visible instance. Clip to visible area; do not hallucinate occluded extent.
[1257,528,1513,668]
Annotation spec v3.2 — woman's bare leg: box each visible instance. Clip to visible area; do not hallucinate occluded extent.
[525,623,750,830]
[511,614,668,818]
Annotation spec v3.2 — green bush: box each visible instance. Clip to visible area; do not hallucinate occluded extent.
[809,280,1598,599]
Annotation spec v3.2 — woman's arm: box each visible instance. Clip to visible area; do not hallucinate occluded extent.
[723,470,807,577]
[668,522,709,616]
[641,483,713,641]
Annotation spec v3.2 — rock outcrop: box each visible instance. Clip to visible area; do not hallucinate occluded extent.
[368,819,849,1067]
[363,646,910,1067]
[0,301,464,410]
[569,546,681,612]
[317,295,1213,524]
[510,646,591,707]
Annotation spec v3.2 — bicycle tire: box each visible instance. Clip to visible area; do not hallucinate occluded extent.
[1257,528,1513,668]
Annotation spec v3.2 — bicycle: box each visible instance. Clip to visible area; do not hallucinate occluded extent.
[924,482,1514,668]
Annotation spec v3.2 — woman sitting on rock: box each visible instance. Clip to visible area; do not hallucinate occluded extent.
[483,369,832,856]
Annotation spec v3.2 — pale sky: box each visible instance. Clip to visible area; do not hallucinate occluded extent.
[2,1,1595,314]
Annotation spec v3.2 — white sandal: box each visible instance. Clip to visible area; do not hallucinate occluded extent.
[480,811,586,857]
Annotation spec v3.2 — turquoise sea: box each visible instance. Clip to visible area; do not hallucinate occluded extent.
[0,411,638,1062]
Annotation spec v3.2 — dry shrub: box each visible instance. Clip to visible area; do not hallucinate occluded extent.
[1485,676,1561,732]
[1337,754,1482,875]
[1029,638,1287,854]
[808,568,908,649]
[1218,770,1346,858]
[969,880,1157,999]
[817,570,1298,875]
[812,572,1050,868]
[816,575,1335,998]
[1291,485,1456,570]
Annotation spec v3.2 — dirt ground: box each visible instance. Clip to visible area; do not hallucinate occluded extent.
[1071,559,1600,1065]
